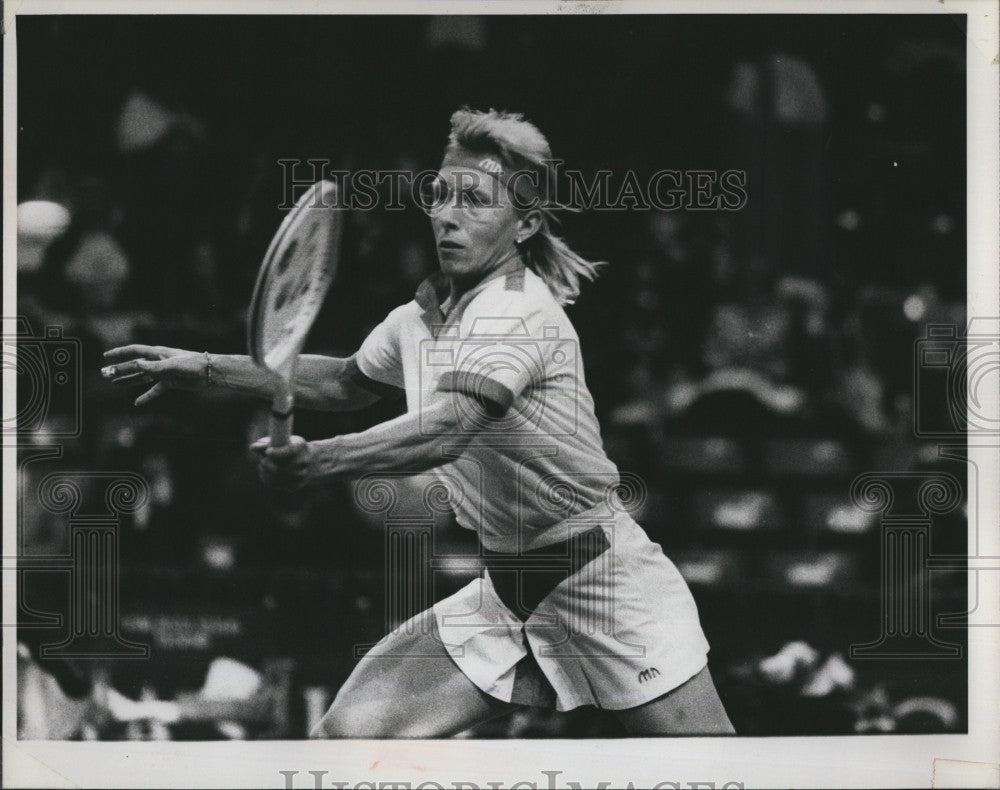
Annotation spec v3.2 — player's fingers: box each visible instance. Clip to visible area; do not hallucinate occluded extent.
[134,359,167,374]
[134,382,167,406]
[111,371,153,386]
[249,438,270,457]
[101,359,144,379]
[103,345,158,363]
[265,435,307,456]
[103,359,165,381]
[265,444,299,461]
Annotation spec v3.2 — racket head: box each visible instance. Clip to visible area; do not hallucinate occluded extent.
[248,180,342,377]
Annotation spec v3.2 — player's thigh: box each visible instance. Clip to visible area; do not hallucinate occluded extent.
[615,665,735,735]
[312,607,514,738]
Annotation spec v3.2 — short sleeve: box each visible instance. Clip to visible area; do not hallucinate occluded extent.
[355,303,408,392]
[436,286,563,417]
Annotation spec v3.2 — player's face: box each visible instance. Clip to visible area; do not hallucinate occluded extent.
[427,166,520,287]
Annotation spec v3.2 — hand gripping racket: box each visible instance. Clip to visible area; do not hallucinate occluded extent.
[248,180,342,448]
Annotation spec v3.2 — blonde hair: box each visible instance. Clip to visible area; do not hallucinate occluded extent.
[446,107,605,306]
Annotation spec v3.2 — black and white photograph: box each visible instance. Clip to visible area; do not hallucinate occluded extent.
[4,2,998,788]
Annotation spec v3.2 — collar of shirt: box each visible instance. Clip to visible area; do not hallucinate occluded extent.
[415,257,526,328]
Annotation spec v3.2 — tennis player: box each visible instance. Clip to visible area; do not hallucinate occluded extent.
[104,108,734,737]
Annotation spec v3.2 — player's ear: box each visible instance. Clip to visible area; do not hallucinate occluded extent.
[515,209,543,245]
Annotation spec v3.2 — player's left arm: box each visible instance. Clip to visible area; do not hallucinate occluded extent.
[252,391,494,489]
[253,288,545,490]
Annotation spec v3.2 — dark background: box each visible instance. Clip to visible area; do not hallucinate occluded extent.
[16,14,968,739]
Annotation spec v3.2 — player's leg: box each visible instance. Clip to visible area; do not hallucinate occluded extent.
[312,607,519,738]
[614,665,734,735]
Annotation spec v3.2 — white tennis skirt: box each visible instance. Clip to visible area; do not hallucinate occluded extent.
[432,511,710,712]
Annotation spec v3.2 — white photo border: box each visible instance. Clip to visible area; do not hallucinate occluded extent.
[3,1,998,788]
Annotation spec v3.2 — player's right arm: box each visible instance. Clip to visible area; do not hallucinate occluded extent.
[104,301,409,409]
[101,345,382,411]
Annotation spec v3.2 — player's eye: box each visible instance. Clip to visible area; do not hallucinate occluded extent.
[457,190,495,217]
[467,192,489,208]
[418,177,449,214]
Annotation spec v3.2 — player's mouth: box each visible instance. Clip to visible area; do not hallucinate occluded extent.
[437,239,464,252]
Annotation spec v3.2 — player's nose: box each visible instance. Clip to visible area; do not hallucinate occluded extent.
[435,205,461,229]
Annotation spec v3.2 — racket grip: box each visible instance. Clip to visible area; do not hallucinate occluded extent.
[270,412,292,448]
[270,382,294,448]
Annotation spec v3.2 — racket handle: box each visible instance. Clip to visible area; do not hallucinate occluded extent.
[270,412,292,448]
[270,381,294,449]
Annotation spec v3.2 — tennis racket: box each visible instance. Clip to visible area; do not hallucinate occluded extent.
[247,180,342,448]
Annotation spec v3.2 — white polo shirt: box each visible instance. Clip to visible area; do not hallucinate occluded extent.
[355,259,620,552]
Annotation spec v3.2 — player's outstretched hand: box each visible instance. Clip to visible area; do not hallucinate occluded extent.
[101,345,209,406]
[249,436,317,492]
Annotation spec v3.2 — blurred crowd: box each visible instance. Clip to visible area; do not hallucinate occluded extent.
[15,15,968,739]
